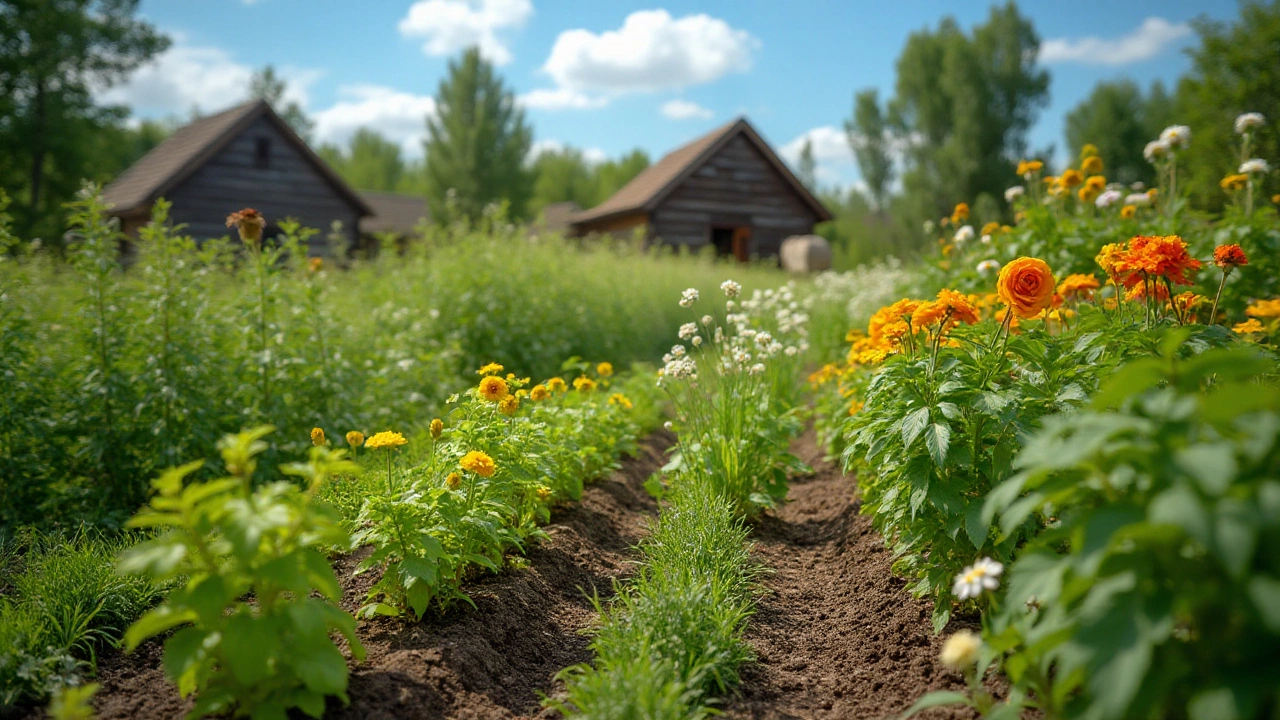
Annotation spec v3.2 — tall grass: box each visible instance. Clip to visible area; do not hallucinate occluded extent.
[0,191,790,527]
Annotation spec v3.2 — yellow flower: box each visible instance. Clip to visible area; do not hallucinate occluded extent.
[446,472,461,490]
[608,393,633,409]
[1121,204,1137,219]
[310,427,326,447]
[547,377,567,393]
[1273,194,1280,205]
[1234,318,1265,334]
[951,202,970,224]
[1081,156,1104,174]
[1060,168,1084,188]
[596,361,613,377]
[530,384,550,401]
[940,630,982,671]
[1246,299,1280,319]
[308,257,323,273]
[848,399,864,416]
[430,418,443,439]
[346,431,365,448]
[478,375,509,401]
[1080,143,1099,159]
[460,450,496,477]
[1016,159,1043,176]
[499,394,520,416]
[573,376,597,392]
[1221,174,1249,192]
[477,362,504,375]
[536,486,553,503]
[366,431,407,450]
[997,257,1057,318]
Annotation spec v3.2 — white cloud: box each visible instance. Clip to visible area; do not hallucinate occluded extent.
[519,87,608,111]
[1040,17,1191,66]
[661,99,712,120]
[529,139,608,164]
[96,36,318,116]
[312,85,437,157]
[398,0,533,66]
[780,126,861,188]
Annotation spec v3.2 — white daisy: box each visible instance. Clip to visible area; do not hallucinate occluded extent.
[952,557,1003,601]
[1235,112,1265,134]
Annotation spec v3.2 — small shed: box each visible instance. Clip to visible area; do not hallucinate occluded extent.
[569,117,831,260]
[102,99,372,256]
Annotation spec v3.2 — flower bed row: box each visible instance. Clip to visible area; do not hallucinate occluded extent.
[551,281,811,718]
[816,228,1279,718]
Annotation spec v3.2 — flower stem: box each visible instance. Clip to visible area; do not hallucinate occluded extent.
[1210,268,1230,325]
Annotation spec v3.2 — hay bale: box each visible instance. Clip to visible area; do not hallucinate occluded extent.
[779,234,832,273]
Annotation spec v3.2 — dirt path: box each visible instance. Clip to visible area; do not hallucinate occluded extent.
[723,431,978,720]
[86,431,671,720]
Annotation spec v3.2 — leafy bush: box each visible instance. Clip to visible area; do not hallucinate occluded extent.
[120,427,364,719]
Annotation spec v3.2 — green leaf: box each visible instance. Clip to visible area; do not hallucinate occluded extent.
[965,500,988,551]
[1214,498,1258,580]
[1092,358,1163,409]
[901,406,930,449]
[923,423,950,467]
[291,642,348,696]
[1148,486,1211,547]
[222,612,277,686]
[118,541,187,578]
[1175,444,1237,496]
[1247,576,1280,632]
[1188,687,1243,720]
[124,605,197,651]
[899,691,969,718]
[163,626,209,697]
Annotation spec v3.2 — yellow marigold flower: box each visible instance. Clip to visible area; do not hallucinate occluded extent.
[311,427,326,447]
[446,472,462,490]
[478,375,509,401]
[1234,318,1265,334]
[951,202,970,223]
[1017,159,1043,176]
[1060,169,1084,188]
[848,399,864,416]
[530,384,550,401]
[1273,194,1280,205]
[346,430,365,447]
[608,393,633,409]
[1246,299,1280,319]
[1146,188,1158,199]
[1014,211,1026,224]
[1121,205,1136,219]
[477,362,504,375]
[366,431,407,450]
[1084,175,1106,192]
[1078,185,1100,203]
[1221,174,1249,192]
[430,418,443,439]
[1081,156,1104,174]
[597,361,613,377]
[460,450,496,477]
[308,257,323,273]
[499,394,520,416]
[1080,143,1099,159]
[1170,292,1205,316]
[573,376,597,392]
[536,486,553,503]
[980,221,1001,237]
[515,389,529,398]
[547,377,567,393]
[1057,273,1101,300]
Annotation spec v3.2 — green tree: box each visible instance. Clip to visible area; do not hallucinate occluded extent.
[424,47,533,222]
[887,3,1049,227]
[530,146,596,212]
[846,88,895,211]
[1175,0,1280,211]
[1065,80,1155,186]
[249,65,313,141]
[591,149,649,204]
[796,138,818,191]
[0,0,169,241]
[319,128,407,192]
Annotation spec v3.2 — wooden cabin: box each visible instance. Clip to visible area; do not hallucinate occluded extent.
[569,117,831,260]
[102,99,372,257]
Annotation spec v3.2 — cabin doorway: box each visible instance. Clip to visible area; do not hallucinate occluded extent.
[711,225,751,262]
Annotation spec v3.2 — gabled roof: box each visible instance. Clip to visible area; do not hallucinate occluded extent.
[102,99,372,217]
[358,191,429,235]
[570,117,831,226]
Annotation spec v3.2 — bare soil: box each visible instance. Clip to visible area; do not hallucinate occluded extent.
[45,427,989,720]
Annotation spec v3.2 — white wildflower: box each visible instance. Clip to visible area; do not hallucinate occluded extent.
[1240,158,1270,175]
[952,557,1003,601]
[980,234,993,245]
[754,331,773,348]
[1125,192,1152,206]
[1143,139,1171,162]
[1004,186,1024,202]
[954,225,975,243]
[680,288,699,307]
[976,259,1001,276]
[749,363,766,375]
[784,346,798,357]
[678,322,698,340]
[720,279,741,298]
[1096,189,1123,209]
[1159,125,1191,150]
[671,344,686,358]
[691,336,703,347]
[663,421,674,431]
[1235,112,1265,134]
[701,314,714,326]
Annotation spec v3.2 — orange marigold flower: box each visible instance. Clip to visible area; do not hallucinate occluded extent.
[460,450,496,477]
[308,257,323,273]
[951,202,970,224]
[478,375,509,401]
[1124,282,1171,302]
[1112,235,1202,287]
[1246,299,1280,319]
[1170,291,1205,315]
[1057,273,1101,300]
[226,208,265,244]
[1096,243,1126,278]
[1213,244,1248,269]
[997,257,1057,318]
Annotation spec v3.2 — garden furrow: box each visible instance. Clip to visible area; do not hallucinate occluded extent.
[723,430,979,720]
[84,431,672,720]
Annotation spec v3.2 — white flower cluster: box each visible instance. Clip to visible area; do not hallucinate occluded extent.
[976,259,1001,275]
[954,225,974,243]
[811,257,913,331]
[1240,158,1271,175]
[1235,112,1265,134]
[1095,189,1123,209]
[678,322,698,340]
[720,279,741,297]
[1125,192,1152,206]
[1004,186,1024,202]
[680,288,699,308]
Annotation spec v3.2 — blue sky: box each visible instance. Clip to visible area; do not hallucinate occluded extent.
[104,0,1237,192]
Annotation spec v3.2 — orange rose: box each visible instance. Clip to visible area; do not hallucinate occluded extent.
[997,257,1057,318]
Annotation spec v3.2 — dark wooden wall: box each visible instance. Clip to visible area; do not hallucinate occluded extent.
[648,133,819,257]
[164,116,361,253]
